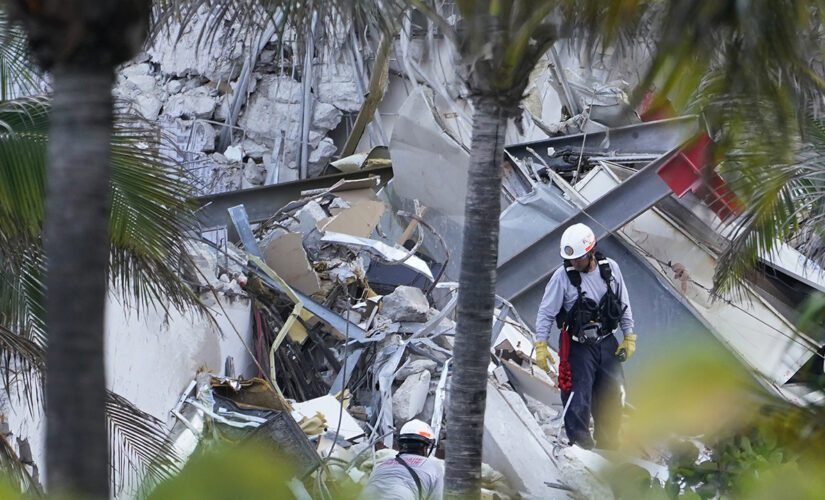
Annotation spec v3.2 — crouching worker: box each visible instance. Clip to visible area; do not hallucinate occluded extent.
[360,420,443,500]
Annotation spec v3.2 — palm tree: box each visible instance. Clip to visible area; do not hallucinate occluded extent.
[0,1,165,496]
[0,92,198,493]
[393,2,561,496]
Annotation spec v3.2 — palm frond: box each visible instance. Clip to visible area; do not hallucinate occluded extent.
[0,323,44,412]
[150,0,403,69]
[0,97,48,241]
[0,98,208,405]
[714,116,825,297]
[0,95,205,318]
[107,114,203,315]
[0,9,45,100]
[0,97,48,348]
[0,431,41,497]
[106,391,183,497]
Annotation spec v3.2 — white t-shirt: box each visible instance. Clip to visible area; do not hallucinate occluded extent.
[360,453,444,500]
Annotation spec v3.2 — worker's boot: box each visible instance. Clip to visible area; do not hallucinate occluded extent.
[571,434,595,450]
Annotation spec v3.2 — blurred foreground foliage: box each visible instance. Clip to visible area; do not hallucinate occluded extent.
[146,443,297,500]
[0,441,366,500]
[611,332,825,499]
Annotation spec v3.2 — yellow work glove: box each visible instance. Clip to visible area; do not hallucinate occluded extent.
[535,341,553,371]
[615,333,637,362]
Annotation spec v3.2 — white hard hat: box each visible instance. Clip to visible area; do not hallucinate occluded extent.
[559,223,596,259]
[399,419,435,443]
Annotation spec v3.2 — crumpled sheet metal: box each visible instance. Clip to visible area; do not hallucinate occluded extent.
[321,231,434,281]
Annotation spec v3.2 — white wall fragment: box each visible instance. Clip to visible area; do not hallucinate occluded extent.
[392,370,431,423]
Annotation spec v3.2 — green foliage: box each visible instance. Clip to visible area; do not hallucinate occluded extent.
[664,431,791,499]
[0,10,44,100]
[712,116,825,296]
[619,329,825,500]
[0,95,204,347]
[647,420,825,500]
[146,443,297,500]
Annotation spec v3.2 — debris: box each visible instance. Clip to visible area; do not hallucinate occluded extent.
[249,412,322,478]
[380,286,430,322]
[394,358,437,381]
[492,320,539,364]
[321,232,434,281]
[365,260,442,294]
[330,147,392,174]
[210,377,291,412]
[501,360,562,409]
[482,381,564,497]
[288,200,328,237]
[318,200,386,238]
[392,370,431,423]
[263,233,322,295]
[291,395,365,442]
[179,166,702,499]
[183,240,218,286]
[224,144,244,163]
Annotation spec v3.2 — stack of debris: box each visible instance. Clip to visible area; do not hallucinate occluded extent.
[173,172,678,499]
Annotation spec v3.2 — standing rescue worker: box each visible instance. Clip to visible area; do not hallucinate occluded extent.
[534,223,636,449]
[360,419,443,500]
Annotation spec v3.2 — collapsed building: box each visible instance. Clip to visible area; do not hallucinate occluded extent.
[3,8,825,500]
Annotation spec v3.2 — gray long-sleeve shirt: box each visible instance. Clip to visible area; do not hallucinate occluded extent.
[535,257,634,343]
[360,453,444,500]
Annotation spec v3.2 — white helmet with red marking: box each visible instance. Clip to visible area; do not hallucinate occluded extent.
[559,223,596,260]
[399,419,435,445]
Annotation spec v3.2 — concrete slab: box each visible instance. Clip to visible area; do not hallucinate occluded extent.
[482,382,566,498]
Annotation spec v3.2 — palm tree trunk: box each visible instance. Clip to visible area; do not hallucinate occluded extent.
[445,97,508,499]
[44,67,113,498]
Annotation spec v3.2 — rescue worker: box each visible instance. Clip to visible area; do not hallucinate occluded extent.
[534,223,636,449]
[360,419,443,500]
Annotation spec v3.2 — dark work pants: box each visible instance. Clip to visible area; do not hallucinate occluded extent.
[560,333,624,449]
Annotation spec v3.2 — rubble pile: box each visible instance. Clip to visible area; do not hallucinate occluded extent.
[115,8,367,193]
[170,174,670,498]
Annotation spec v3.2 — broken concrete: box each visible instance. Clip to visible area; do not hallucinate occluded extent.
[163,92,216,119]
[288,200,328,237]
[183,240,219,286]
[147,5,244,81]
[381,286,430,322]
[482,382,565,497]
[395,358,438,381]
[392,370,431,423]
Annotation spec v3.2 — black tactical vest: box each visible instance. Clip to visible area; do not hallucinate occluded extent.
[555,252,626,340]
